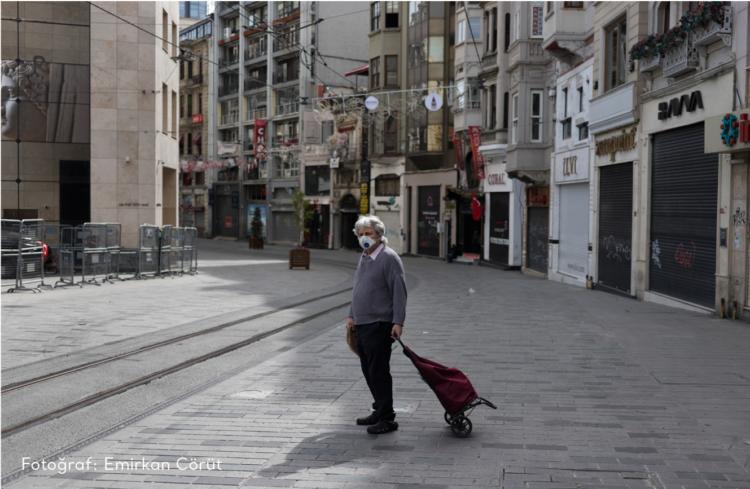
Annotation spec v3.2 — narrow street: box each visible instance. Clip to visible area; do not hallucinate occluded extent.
[3,240,749,488]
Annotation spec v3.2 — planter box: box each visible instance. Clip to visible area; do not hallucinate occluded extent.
[663,37,699,78]
[248,236,264,249]
[289,247,310,270]
[639,54,661,73]
[692,6,732,47]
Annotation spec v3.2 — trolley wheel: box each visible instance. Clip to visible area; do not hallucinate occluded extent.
[444,411,454,425]
[450,415,472,437]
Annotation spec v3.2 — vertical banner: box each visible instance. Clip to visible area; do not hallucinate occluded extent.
[254,120,267,161]
[359,160,371,215]
[467,126,485,180]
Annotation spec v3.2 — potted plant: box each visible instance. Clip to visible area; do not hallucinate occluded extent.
[248,207,264,249]
[289,190,313,270]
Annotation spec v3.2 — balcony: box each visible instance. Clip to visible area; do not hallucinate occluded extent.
[188,74,203,86]
[219,56,239,68]
[245,44,267,62]
[220,113,239,125]
[508,40,547,71]
[272,136,299,147]
[275,102,299,117]
[274,73,298,85]
[218,84,239,97]
[244,78,266,91]
[589,81,637,135]
[247,108,267,122]
[662,37,699,78]
[542,3,592,63]
[639,53,661,73]
[692,5,732,47]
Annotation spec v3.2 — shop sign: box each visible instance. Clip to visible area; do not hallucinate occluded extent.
[562,156,577,176]
[192,113,203,124]
[254,120,267,161]
[705,109,750,153]
[595,128,637,161]
[657,91,703,120]
[487,173,505,185]
[452,131,464,170]
[359,160,371,214]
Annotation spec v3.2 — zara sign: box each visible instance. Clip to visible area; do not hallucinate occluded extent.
[657,91,703,120]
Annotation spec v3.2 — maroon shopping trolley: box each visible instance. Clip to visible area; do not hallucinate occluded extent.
[397,339,496,437]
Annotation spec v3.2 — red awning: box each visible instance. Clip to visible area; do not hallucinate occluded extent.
[344,64,369,77]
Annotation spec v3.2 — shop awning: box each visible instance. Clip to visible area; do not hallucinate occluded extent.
[344,64,369,77]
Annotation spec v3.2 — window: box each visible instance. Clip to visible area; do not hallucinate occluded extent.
[375,174,400,196]
[561,118,572,139]
[198,93,202,115]
[172,21,177,57]
[187,94,193,117]
[370,57,380,88]
[504,13,511,51]
[195,172,205,185]
[562,87,568,118]
[503,91,509,128]
[171,90,177,138]
[304,165,330,196]
[531,4,544,38]
[511,93,519,144]
[657,2,671,34]
[427,37,444,62]
[187,133,193,153]
[467,16,481,42]
[384,116,398,153]
[457,20,466,44]
[385,2,399,28]
[577,86,584,112]
[563,1,584,8]
[180,61,185,80]
[531,90,543,142]
[577,122,589,140]
[491,8,497,52]
[162,9,168,52]
[162,83,168,133]
[371,2,380,31]
[514,10,520,42]
[484,11,490,48]
[604,17,627,91]
[385,55,398,87]
[489,84,497,129]
[188,60,193,78]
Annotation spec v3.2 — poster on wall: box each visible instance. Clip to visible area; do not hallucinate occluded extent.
[417,186,440,256]
[1,57,90,143]
[246,203,268,238]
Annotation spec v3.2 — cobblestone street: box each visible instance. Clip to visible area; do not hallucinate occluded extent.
[4,240,750,488]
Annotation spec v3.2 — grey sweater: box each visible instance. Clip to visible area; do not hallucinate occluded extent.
[348,244,407,326]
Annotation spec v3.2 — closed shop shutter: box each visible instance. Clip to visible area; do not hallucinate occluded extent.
[650,122,717,307]
[598,163,632,293]
[489,192,510,265]
[558,183,589,279]
[272,212,298,243]
[527,207,548,273]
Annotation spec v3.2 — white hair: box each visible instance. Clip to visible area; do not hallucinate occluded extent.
[353,215,388,245]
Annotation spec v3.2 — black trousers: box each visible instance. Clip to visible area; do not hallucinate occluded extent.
[355,321,395,421]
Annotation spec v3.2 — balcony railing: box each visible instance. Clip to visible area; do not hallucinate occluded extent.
[220,56,239,67]
[245,45,268,61]
[220,113,239,125]
[662,37,699,78]
[274,73,298,84]
[692,5,732,47]
[218,84,239,97]
[272,136,299,148]
[639,53,661,73]
[244,78,266,91]
[247,108,267,121]
[189,74,203,85]
[275,102,299,116]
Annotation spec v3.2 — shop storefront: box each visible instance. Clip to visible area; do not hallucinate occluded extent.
[404,170,455,258]
[705,109,750,316]
[592,127,637,295]
[640,72,731,310]
[526,186,549,274]
[482,161,523,267]
[550,146,590,285]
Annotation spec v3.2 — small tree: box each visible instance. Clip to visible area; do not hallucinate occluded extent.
[291,190,313,246]
[251,207,264,246]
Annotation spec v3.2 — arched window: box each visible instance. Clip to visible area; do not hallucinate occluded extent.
[656,2,671,34]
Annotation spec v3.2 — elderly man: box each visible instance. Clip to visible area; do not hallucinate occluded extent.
[346,215,407,435]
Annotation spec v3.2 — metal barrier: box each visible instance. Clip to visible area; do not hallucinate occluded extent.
[158,225,173,277]
[3,219,49,293]
[182,227,198,274]
[55,225,82,288]
[116,248,139,280]
[104,223,122,280]
[80,223,111,285]
[168,227,185,275]
[138,224,160,278]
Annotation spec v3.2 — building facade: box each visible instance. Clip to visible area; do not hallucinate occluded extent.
[1,1,181,248]
[179,15,215,237]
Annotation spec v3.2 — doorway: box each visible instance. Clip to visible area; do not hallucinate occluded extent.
[59,160,90,226]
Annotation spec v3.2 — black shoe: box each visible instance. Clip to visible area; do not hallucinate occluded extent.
[356,413,379,426]
[367,420,398,434]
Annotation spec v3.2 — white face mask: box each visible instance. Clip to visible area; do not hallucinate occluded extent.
[358,235,376,250]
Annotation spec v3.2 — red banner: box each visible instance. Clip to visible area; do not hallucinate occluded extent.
[254,120,267,161]
[467,126,485,180]
[452,130,464,171]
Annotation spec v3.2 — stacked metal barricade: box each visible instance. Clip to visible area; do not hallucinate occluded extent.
[2,219,198,292]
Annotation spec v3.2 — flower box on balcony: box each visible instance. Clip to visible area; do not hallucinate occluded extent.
[692,5,732,47]
[639,54,661,73]
[662,37,699,78]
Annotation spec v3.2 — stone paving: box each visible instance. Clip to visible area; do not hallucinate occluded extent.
[5,244,750,488]
[1,240,350,370]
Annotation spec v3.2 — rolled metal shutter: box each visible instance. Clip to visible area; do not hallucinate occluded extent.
[527,207,548,273]
[650,122,717,307]
[558,183,589,279]
[598,163,632,294]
